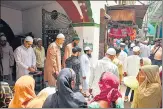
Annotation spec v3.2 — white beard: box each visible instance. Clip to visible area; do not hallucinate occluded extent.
[59,44,63,48]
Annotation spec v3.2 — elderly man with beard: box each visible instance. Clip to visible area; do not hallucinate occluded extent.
[0,35,14,81]
[44,33,65,87]
[80,46,92,96]
[89,48,119,96]
[62,36,80,68]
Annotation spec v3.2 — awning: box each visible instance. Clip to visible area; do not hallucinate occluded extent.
[106,5,148,28]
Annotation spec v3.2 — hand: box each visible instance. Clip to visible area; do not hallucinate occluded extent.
[56,71,59,76]
[28,67,36,72]
[83,76,86,79]
[31,65,36,69]
[89,88,92,94]
[123,72,127,77]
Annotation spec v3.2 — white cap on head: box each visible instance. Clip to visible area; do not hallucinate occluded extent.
[106,48,116,55]
[133,46,140,52]
[25,36,33,42]
[57,33,65,39]
[120,43,126,46]
[144,40,148,44]
[131,43,135,47]
[37,38,42,42]
[84,46,91,51]
[0,36,7,41]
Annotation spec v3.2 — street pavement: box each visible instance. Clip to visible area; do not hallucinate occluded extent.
[120,83,132,108]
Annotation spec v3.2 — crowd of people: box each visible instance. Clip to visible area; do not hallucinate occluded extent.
[0,32,162,108]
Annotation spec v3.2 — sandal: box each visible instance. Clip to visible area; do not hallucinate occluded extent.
[124,97,129,102]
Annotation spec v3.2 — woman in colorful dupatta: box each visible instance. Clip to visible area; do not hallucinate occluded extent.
[132,65,162,108]
[88,72,123,108]
[9,75,48,108]
[136,57,152,85]
[8,75,36,108]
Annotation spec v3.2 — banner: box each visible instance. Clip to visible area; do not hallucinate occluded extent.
[109,27,134,39]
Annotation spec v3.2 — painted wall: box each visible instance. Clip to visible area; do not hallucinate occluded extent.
[1,6,23,35]
[74,26,100,66]
[22,1,68,38]
[90,1,117,24]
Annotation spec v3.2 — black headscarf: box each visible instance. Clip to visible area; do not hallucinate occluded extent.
[42,68,87,108]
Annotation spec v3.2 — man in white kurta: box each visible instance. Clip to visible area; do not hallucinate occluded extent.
[80,46,92,95]
[139,41,150,58]
[0,36,14,81]
[118,43,128,64]
[14,36,36,79]
[89,48,119,96]
[124,46,141,76]
[124,46,141,102]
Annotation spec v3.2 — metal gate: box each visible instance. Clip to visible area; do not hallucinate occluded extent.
[42,9,77,58]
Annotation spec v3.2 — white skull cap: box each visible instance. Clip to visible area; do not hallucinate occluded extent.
[133,46,140,52]
[84,46,91,51]
[25,36,33,42]
[106,48,116,55]
[0,36,7,41]
[37,38,42,42]
[57,33,65,38]
[131,43,135,47]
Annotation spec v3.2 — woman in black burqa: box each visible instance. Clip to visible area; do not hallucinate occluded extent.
[42,68,87,108]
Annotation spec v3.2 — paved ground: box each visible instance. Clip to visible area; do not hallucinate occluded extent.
[120,83,132,108]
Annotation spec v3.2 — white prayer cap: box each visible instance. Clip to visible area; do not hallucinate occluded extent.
[120,43,126,47]
[130,43,135,47]
[106,48,116,55]
[133,46,140,52]
[0,36,7,41]
[37,38,42,42]
[84,46,91,51]
[144,40,148,44]
[57,33,65,39]
[120,43,126,46]
[144,40,148,43]
[25,36,33,42]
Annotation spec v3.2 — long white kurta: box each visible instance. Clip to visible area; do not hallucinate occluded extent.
[80,54,91,92]
[14,45,36,79]
[1,44,14,76]
[89,57,119,96]
[139,43,150,58]
[124,55,141,76]
[118,50,128,64]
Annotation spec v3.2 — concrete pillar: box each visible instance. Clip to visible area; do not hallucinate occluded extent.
[72,22,100,66]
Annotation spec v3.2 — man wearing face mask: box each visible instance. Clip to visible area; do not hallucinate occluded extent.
[89,48,119,96]
[80,46,92,96]
[62,36,80,68]
[0,35,14,81]
[44,33,65,86]
[14,36,36,79]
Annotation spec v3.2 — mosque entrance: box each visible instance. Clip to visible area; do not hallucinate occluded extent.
[42,9,77,59]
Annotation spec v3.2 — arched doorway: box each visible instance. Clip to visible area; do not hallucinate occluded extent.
[0,19,15,46]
